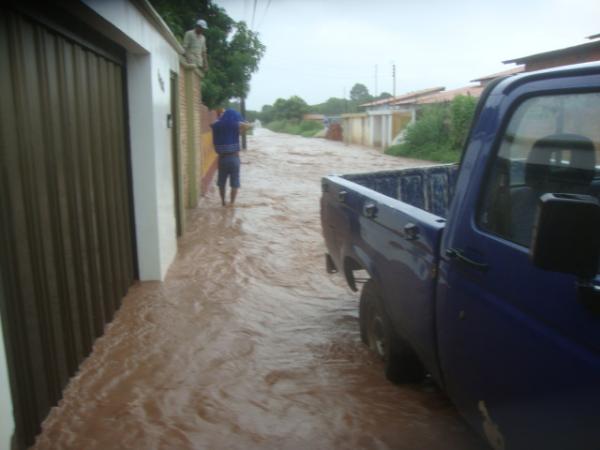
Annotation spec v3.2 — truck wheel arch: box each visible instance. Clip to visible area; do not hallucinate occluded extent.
[342,252,380,292]
[343,256,363,291]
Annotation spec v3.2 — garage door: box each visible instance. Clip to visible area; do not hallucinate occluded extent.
[0,8,136,447]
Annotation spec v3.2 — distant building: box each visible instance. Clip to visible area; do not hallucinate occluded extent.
[344,85,485,150]
[302,113,325,122]
[471,66,525,87]
[360,87,445,112]
[503,34,600,71]
[398,85,484,105]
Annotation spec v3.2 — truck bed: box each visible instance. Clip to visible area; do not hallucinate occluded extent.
[342,164,459,219]
[321,164,458,383]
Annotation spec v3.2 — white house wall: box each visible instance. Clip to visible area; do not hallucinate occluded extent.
[81,0,181,280]
[0,314,14,450]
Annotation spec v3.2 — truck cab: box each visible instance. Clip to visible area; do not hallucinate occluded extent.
[437,64,600,450]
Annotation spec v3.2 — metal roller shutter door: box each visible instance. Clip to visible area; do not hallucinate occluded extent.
[0,8,136,447]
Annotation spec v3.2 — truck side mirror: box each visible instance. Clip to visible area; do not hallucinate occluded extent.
[530,193,600,279]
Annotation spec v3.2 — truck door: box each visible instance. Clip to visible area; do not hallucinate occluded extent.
[437,85,600,450]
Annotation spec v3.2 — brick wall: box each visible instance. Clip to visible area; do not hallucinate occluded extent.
[191,70,202,203]
[200,106,218,195]
[178,64,190,209]
[178,62,219,202]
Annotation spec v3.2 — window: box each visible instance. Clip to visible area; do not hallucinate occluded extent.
[479,93,600,249]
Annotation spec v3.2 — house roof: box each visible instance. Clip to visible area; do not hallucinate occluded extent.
[359,96,398,108]
[471,66,524,84]
[360,87,445,108]
[405,85,484,105]
[503,38,600,65]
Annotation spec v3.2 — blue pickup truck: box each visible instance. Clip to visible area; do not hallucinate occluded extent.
[320,63,600,450]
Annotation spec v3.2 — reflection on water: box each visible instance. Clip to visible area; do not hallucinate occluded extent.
[33,130,486,450]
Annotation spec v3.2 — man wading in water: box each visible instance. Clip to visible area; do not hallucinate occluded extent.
[211,109,251,206]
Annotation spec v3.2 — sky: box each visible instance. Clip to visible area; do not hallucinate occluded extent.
[213,0,600,111]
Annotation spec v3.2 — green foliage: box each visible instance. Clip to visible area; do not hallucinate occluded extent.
[298,120,322,133]
[266,96,309,121]
[311,97,354,115]
[350,83,372,104]
[310,87,391,115]
[150,0,265,108]
[224,22,264,99]
[257,83,392,119]
[244,110,260,121]
[257,84,393,120]
[260,104,275,123]
[386,142,459,163]
[385,95,478,163]
[266,119,322,137]
[449,95,478,150]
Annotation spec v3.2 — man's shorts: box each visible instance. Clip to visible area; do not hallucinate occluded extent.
[217,154,241,188]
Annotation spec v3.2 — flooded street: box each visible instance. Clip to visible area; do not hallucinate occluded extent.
[34,130,487,450]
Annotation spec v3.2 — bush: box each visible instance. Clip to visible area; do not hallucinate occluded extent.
[449,95,478,150]
[385,95,477,163]
[265,119,322,137]
[299,120,322,132]
[386,142,459,163]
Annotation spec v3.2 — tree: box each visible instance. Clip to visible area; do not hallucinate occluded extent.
[312,97,348,116]
[376,92,393,100]
[150,0,265,108]
[260,104,275,123]
[350,83,372,104]
[269,96,309,121]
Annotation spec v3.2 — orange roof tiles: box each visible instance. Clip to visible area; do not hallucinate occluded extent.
[360,86,445,107]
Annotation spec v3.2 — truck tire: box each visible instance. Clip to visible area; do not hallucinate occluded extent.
[360,280,425,384]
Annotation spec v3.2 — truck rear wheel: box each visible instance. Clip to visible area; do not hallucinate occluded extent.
[360,280,425,384]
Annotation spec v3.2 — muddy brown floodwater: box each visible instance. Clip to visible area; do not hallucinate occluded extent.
[33,129,488,450]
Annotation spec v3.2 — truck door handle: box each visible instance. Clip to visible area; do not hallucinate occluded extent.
[338,191,347,202]
[404,222,419,240]
[363,203,378,218]
[446,248,489,271]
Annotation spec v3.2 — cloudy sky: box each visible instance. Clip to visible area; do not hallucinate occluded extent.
[214,0,600,111]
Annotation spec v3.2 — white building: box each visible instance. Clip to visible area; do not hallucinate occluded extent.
[0,1,188,447]
[342,85,487,150]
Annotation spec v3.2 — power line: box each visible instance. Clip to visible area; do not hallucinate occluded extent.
[259,64,372,80]
[243,0,249,23]
[257,0,272,30]
[392,62,396,96]
[374,64,378,97]
[251,0,258,29]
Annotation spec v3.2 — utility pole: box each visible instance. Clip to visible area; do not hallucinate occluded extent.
[374,64,378,97]
[240,97,247,150]
[392,63,396,97]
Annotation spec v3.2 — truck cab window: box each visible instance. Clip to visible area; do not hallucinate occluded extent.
[479,93,600,255]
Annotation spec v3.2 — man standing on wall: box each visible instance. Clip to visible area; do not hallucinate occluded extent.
[211,109,251,206]
[183,19,208,73]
